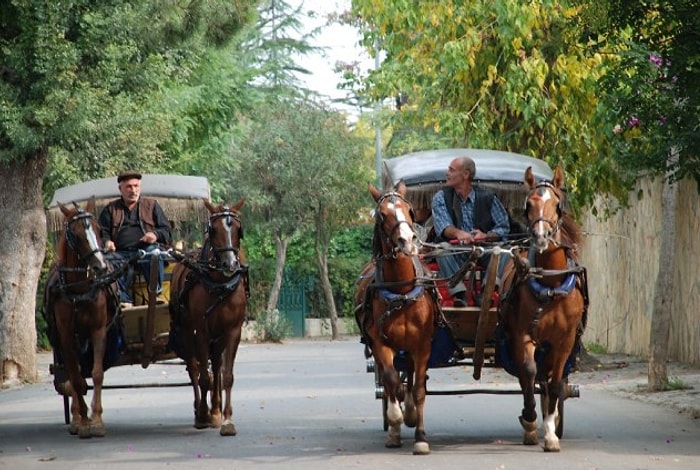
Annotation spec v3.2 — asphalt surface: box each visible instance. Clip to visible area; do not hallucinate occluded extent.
[1,337,699,470]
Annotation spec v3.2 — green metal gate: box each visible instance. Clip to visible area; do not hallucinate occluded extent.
[277,280,307,337]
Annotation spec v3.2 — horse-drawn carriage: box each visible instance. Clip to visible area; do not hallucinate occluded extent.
[44,175,248,437]
[356,149,589,454]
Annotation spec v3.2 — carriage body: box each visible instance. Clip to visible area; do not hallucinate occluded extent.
[381,148,554,371]
[46,175,211,422]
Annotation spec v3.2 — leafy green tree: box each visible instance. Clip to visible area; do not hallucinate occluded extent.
[592,0,700,390]
[0,0,256,384]
[228,99,371,331]
[349,0,627,211]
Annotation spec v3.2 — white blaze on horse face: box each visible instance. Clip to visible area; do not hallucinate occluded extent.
[392,203,418,256]
[86,224,107,270]
[220,217,239,276]
[531,190,554,252]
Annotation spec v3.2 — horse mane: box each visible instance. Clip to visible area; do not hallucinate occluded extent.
[559,210,582,261]
[371,221,383,259]
[55,234,68,265]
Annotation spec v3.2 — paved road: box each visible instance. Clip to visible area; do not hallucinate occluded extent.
[1,337,699,469]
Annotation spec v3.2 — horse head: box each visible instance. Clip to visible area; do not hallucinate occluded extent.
[369,181,419,257]
[58,197,108,275]
[203,198,245,277]
[524,165,566,253]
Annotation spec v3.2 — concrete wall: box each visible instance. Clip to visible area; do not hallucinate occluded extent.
[580,176,700,365]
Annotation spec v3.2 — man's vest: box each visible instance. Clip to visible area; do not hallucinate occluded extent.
[441,186,497,233]
[106,197,158,242]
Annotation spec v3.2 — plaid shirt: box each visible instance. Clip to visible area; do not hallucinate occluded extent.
[431,188,510,240]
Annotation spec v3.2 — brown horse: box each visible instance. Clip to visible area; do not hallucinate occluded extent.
[498,166,588,452]
[355,182,439,455]
[169,199,248,436]
[44,198,116,438]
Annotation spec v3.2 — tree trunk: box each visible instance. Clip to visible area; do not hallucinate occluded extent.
[0,152,47,386]
[316,241,339,340]
[648,163,678,390]
[266,234,289,313]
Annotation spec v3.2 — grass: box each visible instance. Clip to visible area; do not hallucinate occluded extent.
[585,342,607,354]
[663,376,692,391]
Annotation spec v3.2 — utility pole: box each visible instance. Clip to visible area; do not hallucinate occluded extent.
[374,41,382,187]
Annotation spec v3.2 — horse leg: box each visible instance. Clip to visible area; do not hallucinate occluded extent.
[402,358,417,428]
[411,346,431,455]
[518,339,539,446]
[220,326,242,436]
[194,334,213,429]
[541,353,570,452]
[56,323,91,438]
[182,324,206,429]
[209,343,223,429]
[375,345,403,448]
[88,327,107,437]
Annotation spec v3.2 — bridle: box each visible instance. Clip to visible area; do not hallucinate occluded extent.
[205,207,242,268]
[63,208,104,267]
[524,181,563,247]
[373,191,416,258]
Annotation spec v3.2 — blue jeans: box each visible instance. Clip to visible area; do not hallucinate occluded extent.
[436,250,509,296]
[111,245,165,303]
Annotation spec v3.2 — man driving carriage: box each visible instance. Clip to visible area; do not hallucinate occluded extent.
[98,170,172,308]
[431,156,510,306]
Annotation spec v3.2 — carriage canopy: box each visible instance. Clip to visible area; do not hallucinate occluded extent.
[46,174,211,232]
[382,148,554,211]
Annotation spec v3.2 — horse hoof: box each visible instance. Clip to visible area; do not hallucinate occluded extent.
[412,441,430,455]
[543,436,560,452]
[220,422,237,436]
[68,423,79,435]
[403,409,417,428]
[523,430,538,446]
[384,437,402,448]
[90,424,106,438]
[78,427,92,439]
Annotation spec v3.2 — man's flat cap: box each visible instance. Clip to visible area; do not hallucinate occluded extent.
[117,170,142,183]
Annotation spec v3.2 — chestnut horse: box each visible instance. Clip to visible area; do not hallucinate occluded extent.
[498,166,588,452]
[355,182,439,455]
[43,198,117,438]
[169,199,248,436]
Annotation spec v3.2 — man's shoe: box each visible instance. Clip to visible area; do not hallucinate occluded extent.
[155,295,167,305]
[120,302,134,309]
[452,292,469,307]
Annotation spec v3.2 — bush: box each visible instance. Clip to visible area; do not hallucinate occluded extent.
[252,309,291,343]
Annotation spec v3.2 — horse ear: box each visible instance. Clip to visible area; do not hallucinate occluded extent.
[58,202,70,217]
[203,198,215,213]
[86,196,97,214]
[395,180,407,197]
[524,166,535,189]
[368,183,382,202]
[552,166,565,189]
[233,198,245,211]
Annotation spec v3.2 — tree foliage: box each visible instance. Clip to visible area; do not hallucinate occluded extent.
[349,0,629,212]
[594,0,700,188]
[228,98,371,317]
[0,0,257,383]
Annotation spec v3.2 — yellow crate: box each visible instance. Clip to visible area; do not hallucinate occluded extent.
[120,303,171,344]
[131,262,174,306]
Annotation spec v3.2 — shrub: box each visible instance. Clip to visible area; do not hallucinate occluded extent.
[252,309,291,343]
